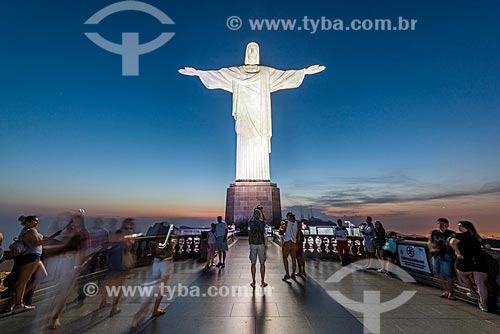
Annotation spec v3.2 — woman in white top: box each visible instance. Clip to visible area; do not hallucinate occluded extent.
[205,223,217,268]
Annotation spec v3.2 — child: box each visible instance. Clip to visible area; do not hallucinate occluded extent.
[382,232,400,276]
[205,223,217,269]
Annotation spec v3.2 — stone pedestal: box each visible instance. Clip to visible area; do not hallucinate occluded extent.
[225,181,282,228]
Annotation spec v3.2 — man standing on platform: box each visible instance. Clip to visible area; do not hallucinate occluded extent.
[215,216,229,268]
[279,212,300,281]
[248,210,268,288]
[335,219,350,265]
[428,217,456,300]
[360,216,376,269]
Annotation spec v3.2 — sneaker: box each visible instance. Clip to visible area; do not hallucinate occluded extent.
[377,268,386,273]
[11,304,35,314]
[466,292,480,300]
[109,306,121,317]
[479,303,489,312]
[282,274,291,281]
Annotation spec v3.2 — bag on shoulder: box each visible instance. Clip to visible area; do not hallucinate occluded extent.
[9,237,27,257]
[249,223,265,245]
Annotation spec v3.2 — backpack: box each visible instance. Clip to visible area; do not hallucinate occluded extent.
[249,222,264,245]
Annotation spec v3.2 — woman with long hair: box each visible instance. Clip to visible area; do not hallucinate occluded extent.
[373,221,387,273]
[450,221,492,312]
[205,223,217,269]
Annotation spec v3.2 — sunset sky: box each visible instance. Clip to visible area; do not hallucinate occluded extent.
[1,0,499,240]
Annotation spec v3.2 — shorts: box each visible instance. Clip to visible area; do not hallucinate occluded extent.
[17,253,41,265]
[216,236,228,252]
[432,253,454,278]
[282,241,298,260]
[296,244,303,258]
[249,244,267,264]
[455,254,489,274]
[152,258,171,279]
[364,242,376,254]
[383,250,397,262]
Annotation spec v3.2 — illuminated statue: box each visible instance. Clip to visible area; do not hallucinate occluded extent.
[179,42,325,181]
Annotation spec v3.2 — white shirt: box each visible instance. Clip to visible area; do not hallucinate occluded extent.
[215,221,228,237]
[207,230,217,244]
[283,220,298,243]
[335,226,348,241]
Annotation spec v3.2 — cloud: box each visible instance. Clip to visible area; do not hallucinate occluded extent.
[284,175,500,211]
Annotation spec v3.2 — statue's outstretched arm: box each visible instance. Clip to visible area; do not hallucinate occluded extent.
[178,67,200,76]
[305,65,326,75]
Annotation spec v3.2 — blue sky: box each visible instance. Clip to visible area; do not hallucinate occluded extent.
[1,0,499,239]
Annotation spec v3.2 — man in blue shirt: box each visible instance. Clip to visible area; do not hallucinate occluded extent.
[215,216,228,268]
[360,216,376,269]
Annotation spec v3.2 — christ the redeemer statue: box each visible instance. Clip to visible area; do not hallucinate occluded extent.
[179,42,325,181]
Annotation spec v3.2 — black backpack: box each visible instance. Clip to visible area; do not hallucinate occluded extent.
[249,222,265,245]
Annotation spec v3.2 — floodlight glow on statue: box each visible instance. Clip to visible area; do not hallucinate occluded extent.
[179,42,325,181]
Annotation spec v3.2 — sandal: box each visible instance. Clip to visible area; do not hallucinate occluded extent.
[51,318,61,330]
[439,292,449,298]
[448,295,457,301]
[151,309,166,318]
[250,283,256,289]
[260,282,268,288]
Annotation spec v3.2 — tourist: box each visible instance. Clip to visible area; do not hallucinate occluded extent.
[205,223,217,269]
[215,216,228,268]
[12,215,62,314]
[279,212,300,281]
[248,212,268,288]
[88,217,110,270]
[428,218,456,300]
[373,221,387,272]
[52,213,92,328]
[335,219,350,265]
[360,216,376,269]
[382,231,400,276]
[130,238,173,330]
[296,227,306,277]
[98,218,137,318]
[450,221,492,312]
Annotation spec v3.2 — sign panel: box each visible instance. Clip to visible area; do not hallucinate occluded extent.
[317,227,334,235]
[397,244,431,273]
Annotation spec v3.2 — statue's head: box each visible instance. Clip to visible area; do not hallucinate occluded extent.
[245,42,260,65]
